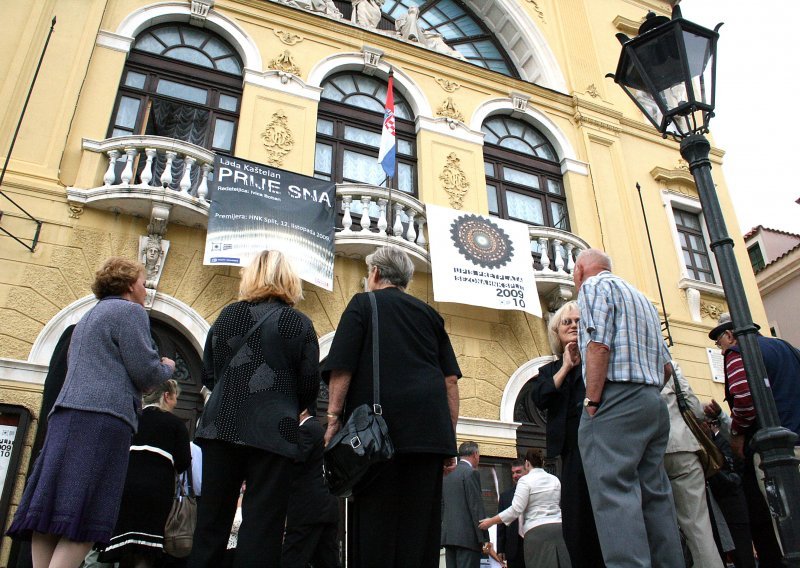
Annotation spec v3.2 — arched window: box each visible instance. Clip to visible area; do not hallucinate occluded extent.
[315,72,417,194]
[482,115,568,231]
[108,23,243,154]
[378,0,518,77]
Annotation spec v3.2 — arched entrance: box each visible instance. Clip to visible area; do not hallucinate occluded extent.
[150,319,205,437]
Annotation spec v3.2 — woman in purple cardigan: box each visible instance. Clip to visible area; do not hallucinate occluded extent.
[7,257,175,568]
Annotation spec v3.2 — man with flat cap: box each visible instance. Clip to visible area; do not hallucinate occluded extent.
[708,312,800,567]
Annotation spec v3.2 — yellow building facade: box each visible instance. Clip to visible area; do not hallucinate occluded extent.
[0,0,766,558]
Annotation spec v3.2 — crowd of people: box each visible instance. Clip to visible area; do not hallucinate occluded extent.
[6,245,799,568]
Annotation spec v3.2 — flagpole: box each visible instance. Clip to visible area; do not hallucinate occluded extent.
[378,67,396,237]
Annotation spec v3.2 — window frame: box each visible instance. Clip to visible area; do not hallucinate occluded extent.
[482,121,568,231]
[315,78,418,195]
[107,27,243,155]
[673,208,716,284]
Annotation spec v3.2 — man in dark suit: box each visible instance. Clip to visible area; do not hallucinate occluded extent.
[497,459,526,568]
[281,406,340,568]
[442,441,489,568]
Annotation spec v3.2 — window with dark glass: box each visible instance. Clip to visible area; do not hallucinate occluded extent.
[108,24,243,155]
[315,72,416,194]
[748,244,766,273]
[482,116,568,230]
[673,208,715,283]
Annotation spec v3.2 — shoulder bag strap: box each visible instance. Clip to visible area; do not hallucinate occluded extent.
[670,368,691,414]
[217,305,276,386]
[367,292,381,411]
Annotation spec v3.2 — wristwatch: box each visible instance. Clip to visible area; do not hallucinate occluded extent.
[583,397,600,408]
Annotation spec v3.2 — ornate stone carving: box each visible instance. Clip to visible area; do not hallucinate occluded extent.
[138,204,171,310]
[573,112,623,133]
[351,0,383,28]
[393,7,465,59]
[273,29,304,45]
[436,97,464,122]
[362,46,383,75]
[189,0,214,25]
[439,152,470,210]
[511,92,530,113]
[677,158,689,170]
[268,50,300,76]
[586,84,600,98]
[68,203,84,219]
[526,0,546,23]
[701,301,726,321]
[436,78,461,93]
[279,0,342,18]
[261,110,294,167]
[545,285,574,313]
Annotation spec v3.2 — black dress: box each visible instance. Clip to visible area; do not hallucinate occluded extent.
[529,358,604,568]
[99,407,191,564]
[321,287,461,568]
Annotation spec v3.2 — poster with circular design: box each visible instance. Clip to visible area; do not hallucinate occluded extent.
[450,214,514,269]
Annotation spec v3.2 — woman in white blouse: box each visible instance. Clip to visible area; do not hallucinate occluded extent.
[479,449,572,568]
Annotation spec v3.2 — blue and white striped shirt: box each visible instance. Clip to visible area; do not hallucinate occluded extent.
[577,271,670,387]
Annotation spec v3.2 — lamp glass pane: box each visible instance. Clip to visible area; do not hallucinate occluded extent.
[683,29,715,107]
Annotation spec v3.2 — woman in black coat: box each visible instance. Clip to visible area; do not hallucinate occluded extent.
[188,250,320,568]
[529,301,604,568]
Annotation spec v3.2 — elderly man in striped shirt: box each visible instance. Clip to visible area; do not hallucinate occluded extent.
[709,312,800,567]
[573,249,683,568]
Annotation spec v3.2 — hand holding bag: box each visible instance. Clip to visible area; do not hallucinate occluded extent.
[164,470,197,558]
[323,292,395,498]
[672,369,724,478]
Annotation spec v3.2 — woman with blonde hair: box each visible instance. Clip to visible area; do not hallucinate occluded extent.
[99,379,191,566]
[529,301,604,568]
[7,257,174,568]
[189,250,320,567]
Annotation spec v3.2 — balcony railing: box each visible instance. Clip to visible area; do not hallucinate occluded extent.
[67,136,588,306]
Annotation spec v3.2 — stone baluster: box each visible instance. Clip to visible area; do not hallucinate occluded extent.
[341,196,353,233]
[538,237,551,271]
[179,156,196,193]
[197,162,211,201]
[140,149,157,186]
[416,216,427,246]
[103,150,120,187]
[161,151,177,188]
[360,196,372,231]
[377,199,388,236]
[393,203,403,236]
[553,239,565,273]
[565,243,576,273]
[406,209,417,243]
[120,149,137,185]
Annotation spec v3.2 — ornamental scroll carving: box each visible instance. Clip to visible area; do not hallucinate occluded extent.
[273,30,304,45]
[436,97,464,122]
[436,78,461,93]
[261,110,294,167]
[439,152,470,210]
[268,50,301,76]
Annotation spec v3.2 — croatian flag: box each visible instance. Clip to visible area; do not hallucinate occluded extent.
[378,72,396,179]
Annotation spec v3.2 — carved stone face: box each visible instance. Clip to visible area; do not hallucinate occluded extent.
[145,242,160,261]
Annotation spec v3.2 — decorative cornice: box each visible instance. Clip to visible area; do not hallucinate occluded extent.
[678,277,725,298]
[573,112,622,133]
[95,30,134,52]
[650,166,696,187]
[613,15,644,36]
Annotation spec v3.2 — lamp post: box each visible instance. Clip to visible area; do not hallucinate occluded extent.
[608,7,800,564]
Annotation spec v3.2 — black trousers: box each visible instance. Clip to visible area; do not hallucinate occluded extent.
[187,440,293,568]
[560,445,605,568]
[281,522,339,568]
[350,453,445,568]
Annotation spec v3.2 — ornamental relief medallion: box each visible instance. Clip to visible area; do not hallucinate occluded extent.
[700,301,726,321]
[268,50,301,76]
[439,152,470,210]
[261,110,294,167]
[436,97,465,122]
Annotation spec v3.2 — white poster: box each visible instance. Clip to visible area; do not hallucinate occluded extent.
[0,425,17,498]
[707,347,726,383]
[427,204,541,317]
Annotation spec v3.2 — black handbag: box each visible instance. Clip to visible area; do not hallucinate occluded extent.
[323,292,395,498]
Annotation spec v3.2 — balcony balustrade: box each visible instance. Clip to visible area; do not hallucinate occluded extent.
[66,136,588,308]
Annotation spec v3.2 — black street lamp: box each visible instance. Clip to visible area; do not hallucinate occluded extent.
[609,6,800,564]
